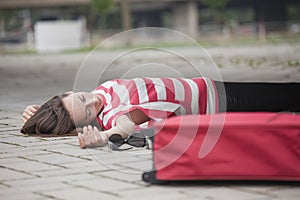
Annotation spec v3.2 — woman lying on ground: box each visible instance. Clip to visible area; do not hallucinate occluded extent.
[21,77,300,148]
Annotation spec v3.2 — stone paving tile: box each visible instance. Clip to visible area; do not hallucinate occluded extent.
[0,150,51,159]
[1,191,48,200]
[0,136,36,146]
[21,138,77,148]
[3,176,61,188]
[33,163,113,178]
[69,155,131,171]
[179,183,300,200]
[0,118,22,126]
[229,184,299,198]
[82,147,152,164]
[0,131,20,138]
[0,127,20,132]
[134,150,153,160]
[59,158,111,169]
[27,152,89,165]
[1,182,70,197]
[0,183,9,190]
[120,185,271,200]
[0,142,22,150]
[0,157,63,173]
[0,156,25,164]
[0,121,20,131]
[39,187,120,200]
[92,169,144,184]
[0,167,36,181]
[0,141,47,154]
[44,144,95,158]
[0,124,10,128]
[4,173,98,187]
[119,186,205,200]
[64,176,140,192]
[118,159,152,172]
[271,187,300,200]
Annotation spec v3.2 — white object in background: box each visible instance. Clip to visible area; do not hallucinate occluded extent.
[34,19,86,52]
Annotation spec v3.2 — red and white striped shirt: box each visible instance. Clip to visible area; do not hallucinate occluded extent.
[92,77,218,130]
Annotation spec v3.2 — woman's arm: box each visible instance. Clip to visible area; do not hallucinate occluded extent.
[128,109,151,125]
[78,109,150,148]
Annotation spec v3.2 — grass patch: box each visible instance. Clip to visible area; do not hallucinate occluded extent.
[1,33,300,55]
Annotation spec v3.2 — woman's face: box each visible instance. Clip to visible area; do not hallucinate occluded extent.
[62,92,103,126]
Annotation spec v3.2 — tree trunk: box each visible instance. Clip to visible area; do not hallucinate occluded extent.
[121,0,131,30]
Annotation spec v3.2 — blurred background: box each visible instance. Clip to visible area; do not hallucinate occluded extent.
[0,0,299,52]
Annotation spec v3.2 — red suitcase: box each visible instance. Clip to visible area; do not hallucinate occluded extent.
[142,112,300,184]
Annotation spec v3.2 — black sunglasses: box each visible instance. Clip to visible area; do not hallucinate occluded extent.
[108,133,149,151]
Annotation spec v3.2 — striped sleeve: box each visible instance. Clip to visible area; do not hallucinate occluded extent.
[202,77,218,114]
[95,77,218,130]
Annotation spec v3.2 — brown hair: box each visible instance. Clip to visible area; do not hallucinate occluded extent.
[21,93,77,137]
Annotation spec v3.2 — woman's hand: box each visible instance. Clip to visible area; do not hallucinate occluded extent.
[22,105,40,123]
[78,125,108,148]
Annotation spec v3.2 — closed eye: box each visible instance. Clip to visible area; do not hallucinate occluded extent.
[79,95,85,102]
[86,109,91,117]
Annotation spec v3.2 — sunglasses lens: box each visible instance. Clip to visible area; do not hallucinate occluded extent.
[127,135,146,147]
[109,134,124,147]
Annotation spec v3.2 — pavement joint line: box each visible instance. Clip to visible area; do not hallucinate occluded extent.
[117,161,152,172]
[0,128,21,132]
[64,142,79,147]
[0,152,50,160]
[87,169,120,175]
[0,132,24,137]
[231,184,300,198]
[21,141,78,148]
[34,191,63,200]
[90,171,147,186]
[89,169,130,177]
[89,166,148,179]
[61,180,122,198]
[0,165,40,179]
[0,122,13,126]
[17,156,68,169]
[0,141,26,147]
[86,158,141,171]
[0,181,11,188]
[108,162,145,171]
[38,137,75,142]
[1,147,49,154]
[226,185,275,198]
[35,169,116,179]
[87,165,135,175]
[231,188,278,199]
[76,156,94,161]
[44,149,94,161]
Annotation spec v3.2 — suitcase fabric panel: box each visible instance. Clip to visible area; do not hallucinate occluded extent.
[152,113,300,181]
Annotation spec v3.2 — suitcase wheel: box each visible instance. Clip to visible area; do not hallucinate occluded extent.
[142,171,170,185]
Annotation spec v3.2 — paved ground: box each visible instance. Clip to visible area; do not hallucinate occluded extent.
[0,43,300,199]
